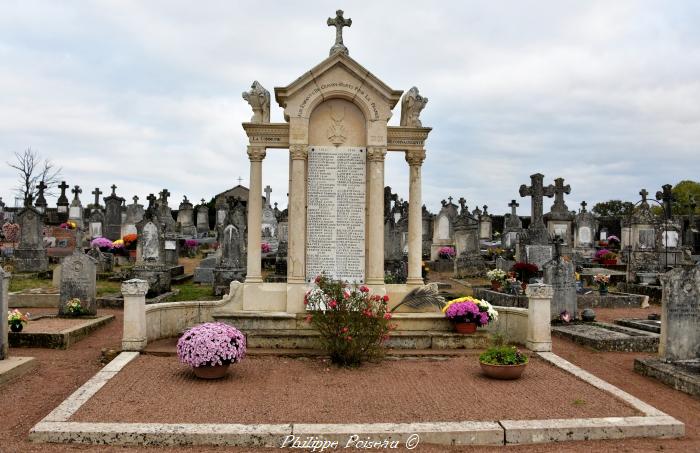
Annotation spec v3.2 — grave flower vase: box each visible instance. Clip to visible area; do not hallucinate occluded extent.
[453,322,477,334]
[192,363,230,379]
[10,322,23,333]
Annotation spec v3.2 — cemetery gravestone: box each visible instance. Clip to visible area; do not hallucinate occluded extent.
[177,196,197,237]
[0,268,9,360]
[502,200,523,249]
[519,173,554,245]
[103,185,125,241]
[544,177,574,246]
[56,181,70,219]
[34,181,48,213]
[659,265,700,361]
[479,205,492,241]
[59,251,97,316]
[45,226,77,258]
[214,224,245,295]
[196,199,210,236]
[431,198,458,260]
[193,256,217,284]
[133,195,171,296]
[14,201,49,273]
[122,196,143,238]
[88,208,104,240]
[543,246,577,319]
[68,185,84,228]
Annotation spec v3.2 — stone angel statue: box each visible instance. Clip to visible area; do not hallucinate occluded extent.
[400,86,428,127]
[242,81,270,123]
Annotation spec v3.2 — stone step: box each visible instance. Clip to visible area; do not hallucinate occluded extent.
[213,311,454,332]
[243,329,490,350]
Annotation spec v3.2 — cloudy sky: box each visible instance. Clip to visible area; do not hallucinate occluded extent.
[1,1,698,216]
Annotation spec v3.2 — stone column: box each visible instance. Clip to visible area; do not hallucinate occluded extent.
[0,268,10,360]
[406,149,426,286]
[366,147,387,285]
[526,283,553,352]
[288,145,308,283]
[245,146,266,283]
[121,279,148,352]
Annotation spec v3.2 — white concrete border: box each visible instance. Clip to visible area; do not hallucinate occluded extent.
[29,351,685,447]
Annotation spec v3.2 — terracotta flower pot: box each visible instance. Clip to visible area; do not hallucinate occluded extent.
[601,259,616,265]
[479,361,527,380]
[490,280,502,291]
[453,322,477,334]
[192,363,230,379]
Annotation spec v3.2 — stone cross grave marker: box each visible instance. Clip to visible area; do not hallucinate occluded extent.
[35,180,48,211]
[551,177,571,213]
[59,251,97,316]
[91,187,103,209]
[655,184,675,220]
[104,184,124,241]
[57,180,70,214]
[519,173,554,244]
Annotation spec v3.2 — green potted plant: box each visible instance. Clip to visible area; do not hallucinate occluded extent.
[479,336,529,380]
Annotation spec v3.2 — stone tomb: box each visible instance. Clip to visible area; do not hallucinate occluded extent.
[14,203,49,273]
[103,185,124,241]
[132,197,171,296]
[59,251,97,316]
[635,265,700,397]
[543,256,577,319]
[237,14,431,313]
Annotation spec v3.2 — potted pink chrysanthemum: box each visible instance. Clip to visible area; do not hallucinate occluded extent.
[177,322,246,379]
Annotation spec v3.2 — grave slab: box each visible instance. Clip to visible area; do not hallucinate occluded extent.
[552,322,659,352]
[0,356,37,386]
[9,315,114,349]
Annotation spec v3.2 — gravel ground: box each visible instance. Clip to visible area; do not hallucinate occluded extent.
[72,354,639,424]
[1,304,698,453]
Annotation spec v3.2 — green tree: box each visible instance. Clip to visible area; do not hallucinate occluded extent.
[671,180,700,215]
[592,200,635,217]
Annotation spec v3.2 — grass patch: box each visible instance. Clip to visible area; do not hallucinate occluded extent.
[170,282,218,302]
[96,281,121,297]
[9,277,52,292]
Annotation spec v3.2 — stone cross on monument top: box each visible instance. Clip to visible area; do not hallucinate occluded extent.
[132,195,139,205]
[264,185,272,207]
[35,180,48,208]
[159,189,170,204]
[519,173,554,228]
[71,185,82,201]
[656,184,674,220]
[110,184,117,196]
[327,9,352,56]
[580,201,587,213]
[57,181,69,204]
[551,177,571,212]
[639,188,649,207]
[92,187,103,207]
[508,199,519,216]
[146,193,157,209]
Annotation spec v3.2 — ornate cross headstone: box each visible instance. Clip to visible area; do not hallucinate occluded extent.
[551,177,571,213]
[327,9,352,55]
[508,199,519,217]
[57,181,69,214]
[133,195,139,205]
[580,200,587,213]
[520,173,563,239]
[146,194,157,209]
[264,185,272,207]
[159,189,170,205]
[656,184,675,220]
[35,181,48,211]
[639,188,649,207]
[103,184,124,240]
[91,187,103,208]
[71,185,82,201]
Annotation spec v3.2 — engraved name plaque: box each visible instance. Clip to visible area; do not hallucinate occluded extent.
[306,146,366,283]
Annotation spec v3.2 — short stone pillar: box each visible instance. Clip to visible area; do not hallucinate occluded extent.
[526,283,553,352]
[121,279,149,352]
[0,268,10,360]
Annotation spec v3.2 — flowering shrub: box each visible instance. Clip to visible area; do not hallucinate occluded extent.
[486,269,507,282]
[442,296,498,326]
[261,242,271,253]
[112,239,125,249]
[438,246,455,259]
[177,322,246,368]
[512,262,538,282]
[65,298,85,316]
[8,309,29,325]
[123,233,138,250]
[2,223,20,244]
[91,237,113,250]
[304,274,394,366]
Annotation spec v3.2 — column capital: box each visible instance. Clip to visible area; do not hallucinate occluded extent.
[121,279,149,297]
[366,146,387,162]
[289,144,308,160]
[525,283,553,299]
[405,149,426,166]
[247,146,267,162]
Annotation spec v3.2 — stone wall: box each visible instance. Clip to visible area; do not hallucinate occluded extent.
[473,287,529,308]
[578,292,648,309]
[616,282,663,304]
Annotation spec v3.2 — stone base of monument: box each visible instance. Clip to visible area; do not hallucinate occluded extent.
[13,248,49,273]
[9,314,114,349]
[132,265,171,297]
[634,358,700,397]
[9,288,60,308]
[552,322,659,352]
[455,254,486,277]
[213,268,245,296]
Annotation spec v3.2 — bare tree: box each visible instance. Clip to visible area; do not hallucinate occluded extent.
[7,147,62,201]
